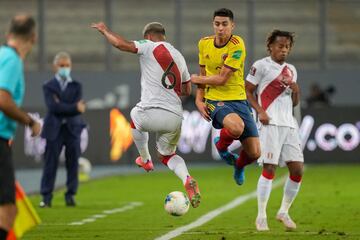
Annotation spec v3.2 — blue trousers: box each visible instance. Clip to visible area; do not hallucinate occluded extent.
[40,125,80,203]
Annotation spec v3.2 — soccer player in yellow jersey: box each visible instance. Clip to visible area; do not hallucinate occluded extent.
[191,8,260,185]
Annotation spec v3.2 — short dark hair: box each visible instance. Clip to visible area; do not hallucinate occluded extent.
[266,29,295,52]
[142,22,166,37]
[8,14,36,39]
[213,8,234,21]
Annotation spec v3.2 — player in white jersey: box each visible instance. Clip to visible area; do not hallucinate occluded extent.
[245,30,304,231]
[91,22,200,208]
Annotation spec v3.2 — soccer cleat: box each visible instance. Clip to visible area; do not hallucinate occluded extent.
[184,176,201,208]
[233,165,245,185]
[214,137,239,165]
[255,217,270,231]
[135,157,154,172]
[276,212,297,230]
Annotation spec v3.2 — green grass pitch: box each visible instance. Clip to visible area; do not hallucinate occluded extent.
[24,164,360,240]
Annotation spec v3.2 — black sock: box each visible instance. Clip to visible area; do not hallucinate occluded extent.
[0,228,8,240]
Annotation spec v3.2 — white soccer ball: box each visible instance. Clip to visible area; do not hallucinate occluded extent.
[78,157,92,182]
[164,191,190,216]
[79,157,92,174]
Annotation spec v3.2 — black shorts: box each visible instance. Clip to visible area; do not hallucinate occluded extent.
[0,137,15,204]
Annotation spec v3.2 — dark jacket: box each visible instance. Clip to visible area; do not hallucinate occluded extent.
[41,77,86,141]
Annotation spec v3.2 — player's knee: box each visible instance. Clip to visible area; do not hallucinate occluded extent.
[247,148,261,160]
[263,164,276,176]
[253,149,261,160]
[288,163,304,178]
[228,122,244,138]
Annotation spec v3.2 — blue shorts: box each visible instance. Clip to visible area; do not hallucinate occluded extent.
[205,99,259,142]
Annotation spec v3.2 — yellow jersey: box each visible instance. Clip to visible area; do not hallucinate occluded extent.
[198,35,246,101]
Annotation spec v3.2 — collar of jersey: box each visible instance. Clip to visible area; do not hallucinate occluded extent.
[214,35,233,49]
[3,44,20,56]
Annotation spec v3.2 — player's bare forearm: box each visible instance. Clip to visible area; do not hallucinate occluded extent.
[245,81,264,114]
[0,90,33,126]
[290,82,300,106]
[195,88,211,121]
[195,88,205,104]
[91,22,137,53]
[195,66,206,89]
[103,30,136,52]
[247,91,263,114]
[292,91,300,106]
[191,66,233,86]
[194,68,210,121]
[191,74,228,86]
[246,81,270,124]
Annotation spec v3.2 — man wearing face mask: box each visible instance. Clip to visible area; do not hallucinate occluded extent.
[40,52,86,208]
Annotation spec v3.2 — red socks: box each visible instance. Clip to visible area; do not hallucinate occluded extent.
[289,175,302,183]
[216,128,237,151]
[160,153,176,166]
[262,169,275,180]
[235,150,257,169]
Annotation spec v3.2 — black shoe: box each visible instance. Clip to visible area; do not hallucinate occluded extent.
[39,200,51,208]
[65,196,76,207]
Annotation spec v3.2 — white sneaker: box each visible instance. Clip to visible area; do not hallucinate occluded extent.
[276,212,297,230]
[255,217,269,231]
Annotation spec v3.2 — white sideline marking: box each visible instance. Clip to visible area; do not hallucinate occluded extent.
[68,202,143,226]
[155,177,286,240]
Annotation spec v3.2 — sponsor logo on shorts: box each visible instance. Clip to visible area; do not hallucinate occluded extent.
[217,102,224,107]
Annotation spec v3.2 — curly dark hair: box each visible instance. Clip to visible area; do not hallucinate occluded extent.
[266,29,295,52]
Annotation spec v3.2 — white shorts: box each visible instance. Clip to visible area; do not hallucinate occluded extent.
[258,124,304,167]
[130,106,182,156]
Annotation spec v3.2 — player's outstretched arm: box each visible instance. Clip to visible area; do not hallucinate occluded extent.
[191,66,233,86]
[91,22,137,53]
